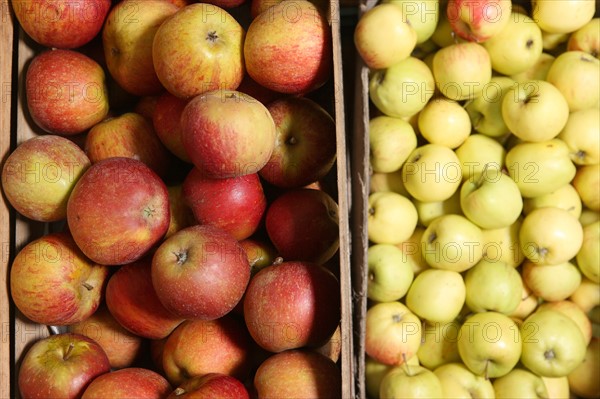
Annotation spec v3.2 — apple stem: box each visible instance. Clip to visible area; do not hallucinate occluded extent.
[286,136,298,145]
[64,342,75,360]
[402,353,413,376]
[475,163,490,187]
[173,388,186,396]
[82,282,94,291]
[484,359,489,380]
[272,256,284,266]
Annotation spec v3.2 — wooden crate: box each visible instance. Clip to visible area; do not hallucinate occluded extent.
[0,1,355,397]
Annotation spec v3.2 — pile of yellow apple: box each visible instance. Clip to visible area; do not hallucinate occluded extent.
[355,0,599,397]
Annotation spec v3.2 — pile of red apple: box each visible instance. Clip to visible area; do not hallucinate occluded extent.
[2,0,344,397]
[355,0,599,398]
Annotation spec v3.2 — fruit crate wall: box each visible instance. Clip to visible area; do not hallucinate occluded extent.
[0,1,355,397]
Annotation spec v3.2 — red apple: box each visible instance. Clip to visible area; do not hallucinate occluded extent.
[152,92,191,162]
[68,305,145,370]
[165,184,196,238]
[180,89,276,178]
[265,188,339,264]
[10,232,108,326]
[151,224,251,320]
[167,373,250,398]
[161,317,253,386]
[66,157,170,265]
[105,259,184,340]
[84,112,172,179]
[243,261,341,352]
[25,49,110,135]
[182,168,267,240]
[250,0,329,19]
[1,134,91,222]
[10,0,111,49]
[150,338,168,375]
[135,95,161,120]
[235,74,281,105]
[82,367,172,398]
[259,96,337,188]
[244,0,332,94]
[152,3,245,99]
[18,333,110,399]
[253,350,341,398]
[446,0,512,42]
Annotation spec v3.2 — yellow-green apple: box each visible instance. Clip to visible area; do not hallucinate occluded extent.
[379,364,443,399]
[577,221,600,283]
[103,0,178,96]
[85,112,172,179]
[421,214,484,272]
[105,259,184,340]
[1,134,90,222]
[81,367,172,398]
[365,356,394,399]
[265,188,339,264]
[432,42,491,101]
[25,49,109,135]
[382,0,439,43]
[418,97,471,149]
[18,333,110,399]
[557,108,600,165]
[567,337,600,398]
[455,133,505,182]
[532,0,595,34]
[253,350,341,399]
[519,206,584,265]
[570,277,600,314]
[152,93,191,162]
[460,167,523,229]
[10,0,111,49]
[483,12,543,75]
[67,157,170,265]
[367,244,415,302]
[259,96,336,188]
[165,184,195,238]
[183,169,266,241]
[413,189,462,227]
[481,218,524,267]
[542,376,570,399]
[446,0,512,42]
[464,76,513,138]
[541,29,570,51]
[368,191,418,245]
[505,138,576,198]
[68,305,145,370]
[492,368,549,399]
[464,259,523,314]
[501,80,569,142]
[546,51,600,112]
[406,269,466,322]
[523,184,583,219]
[162,317,253,386]
[354,3,417,69]
[580,209,600,226]
[537,300,593,346]
[365,301,422,366]
[180,90,276,178]
[434,362,495,398]
[509,284,538,320]
[167,373,250,399]
[573,164,600,211]
[369,56,435,118]
[10,232,108,326]
[522,261,582,302]
[243,261,340,352]
[397,226,430,275]
[152,3,244,98]
[457,311,522,378]
[244,0,332,94]
[510,52,556,82]
[369,116,418,173]
[520,309,587,377]
[417,319,462,370]
[402,144,462,202]
[568,18,600,57]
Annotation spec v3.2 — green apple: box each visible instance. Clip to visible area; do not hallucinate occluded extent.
[520,206,584,265]
[559,108,600,166]
[406,269,466,323]
[537,300,593,346]
[532,0,595,34]
[483,12,543,76]
[382,0,439,44]
[368,192,419,245]
[464,259,523,315]
[417,97,471,149]
[421,214,483,272]
[509,284,539,320]
[567,337,600,399]
[367,244,415,302]
[370,170,410,197]
[546,51,600,112]
[379,364,443,399]
[431,6,468,48]
[569,277,600,315]
[354,3,417,70]
[572,164,600,211]
[434,362,495,399]
[501,80,569,142]
[521,260,582,302]
[481,218,525,267]
[457,311,522,378]
[369,116,418,173]
[523,183,583,219]
[432,42,492,101]
[413,189,462,227]
[567,18,600,57]
[417,320,462,370]
[577,221,600,283]
[370,57,435,119]
[455,134,505,183]
[505,138,576,198]
[397,227,430,275]
[402,144,462,202]
[492,368,549,399]
[520,309,587,377]
[541,376,570,399]
[510,52,555,82]
[541,29,570,51]
[464,76,514,138]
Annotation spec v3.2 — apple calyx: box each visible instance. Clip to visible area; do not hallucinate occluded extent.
[544,349,556,361]
[173,250,188,265]
[206,31,219,43]
[484,359,490,380]
[286,136,298,146]
[143,206,157,218]
[63,342,75,361]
